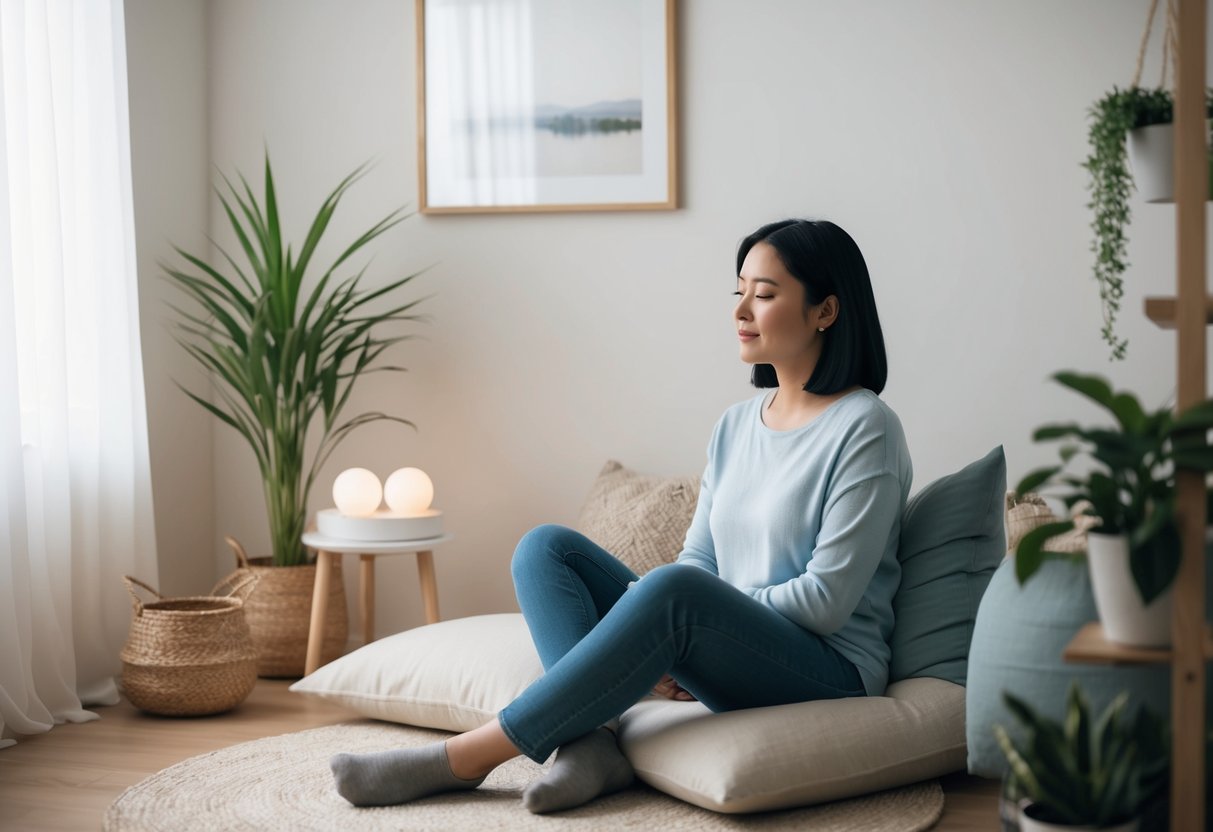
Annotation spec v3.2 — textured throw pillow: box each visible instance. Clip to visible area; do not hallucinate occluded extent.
[889,446,1006,686]
[291,613,967,813]
[575,460,700,576]
[289,614,542,732]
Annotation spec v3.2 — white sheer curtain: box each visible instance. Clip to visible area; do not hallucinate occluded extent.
[0,0,157,748]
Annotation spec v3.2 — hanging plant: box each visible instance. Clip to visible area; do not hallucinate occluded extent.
[1083,86,1213,361]
[1081,0,1213,360]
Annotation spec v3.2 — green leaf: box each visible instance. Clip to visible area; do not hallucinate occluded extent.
[1128,512,1180,605]
[1172,445,1213,471]
[1032,422,1089,442]
[1015,520,1077,585]
[1108,392,1147,433]
[1015,466,1062,496]
[1053,371,1116,412]
[1170,398,1213,433]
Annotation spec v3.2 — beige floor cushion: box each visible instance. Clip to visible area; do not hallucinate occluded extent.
[290,613,965,813]
[618,677,965,814]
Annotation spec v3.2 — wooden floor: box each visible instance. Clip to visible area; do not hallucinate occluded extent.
[0,680,1000,830]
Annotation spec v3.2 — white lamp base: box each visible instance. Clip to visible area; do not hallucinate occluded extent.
[316,508,444,541]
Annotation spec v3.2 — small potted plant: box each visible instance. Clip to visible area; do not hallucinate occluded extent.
[995,683,1168,832]
[1084,85,1213,360]
[1013,371,1213,647]
[165,156,425,676]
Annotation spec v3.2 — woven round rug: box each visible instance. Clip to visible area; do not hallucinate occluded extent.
[104,721,944,831]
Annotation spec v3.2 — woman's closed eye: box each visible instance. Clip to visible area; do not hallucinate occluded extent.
[733,291,774,300]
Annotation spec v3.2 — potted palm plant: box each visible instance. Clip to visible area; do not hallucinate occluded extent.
[1014,371,1213,647]
[1084,85,1213,360]
[995,683,1167,832]
[166,156,425,676]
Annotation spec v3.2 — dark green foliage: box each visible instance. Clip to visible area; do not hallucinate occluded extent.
[1014,371,1213,603]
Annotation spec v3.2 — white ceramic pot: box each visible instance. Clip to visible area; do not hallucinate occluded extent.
[1126,120,1212,204]
[1018,803,1139,832]
[1086,531,1173,648]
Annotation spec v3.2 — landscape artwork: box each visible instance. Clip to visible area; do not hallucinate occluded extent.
[418,0,676,212]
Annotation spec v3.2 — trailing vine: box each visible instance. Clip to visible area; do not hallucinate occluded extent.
[1083,86,1213,361]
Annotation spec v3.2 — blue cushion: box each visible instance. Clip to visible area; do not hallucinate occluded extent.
[965,557,1170,778]
[889,446,1006,686]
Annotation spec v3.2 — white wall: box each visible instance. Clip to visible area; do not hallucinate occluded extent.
[125,0,213,596]
[129,1,1211,634]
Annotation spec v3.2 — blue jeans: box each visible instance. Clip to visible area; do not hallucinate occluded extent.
[497,524,865,762]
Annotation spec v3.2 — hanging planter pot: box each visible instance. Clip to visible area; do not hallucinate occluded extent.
[1086,531,1173,648]
[1126,119,1213,203]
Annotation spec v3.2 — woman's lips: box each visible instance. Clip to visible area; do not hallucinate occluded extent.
[738,331,758,341]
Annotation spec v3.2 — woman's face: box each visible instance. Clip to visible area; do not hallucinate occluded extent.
[734,241,823,369]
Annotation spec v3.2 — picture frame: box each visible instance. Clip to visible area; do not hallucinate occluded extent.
[416,0,678,214]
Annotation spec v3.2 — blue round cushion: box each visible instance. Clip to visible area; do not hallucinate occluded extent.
[965,557,1170,778]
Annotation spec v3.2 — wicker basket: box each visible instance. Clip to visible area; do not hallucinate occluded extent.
[119,574,259,716]
[219,536,347,678]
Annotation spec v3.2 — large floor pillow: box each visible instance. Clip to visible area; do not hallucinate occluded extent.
[965,557,1170,778]
[617,677,964,813]
[290,613,965,813]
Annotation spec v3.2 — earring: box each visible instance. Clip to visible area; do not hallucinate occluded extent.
[817,327,825,333]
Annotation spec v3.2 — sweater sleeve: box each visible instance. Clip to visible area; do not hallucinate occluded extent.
[745,471,901,634]
[675,423,720,575]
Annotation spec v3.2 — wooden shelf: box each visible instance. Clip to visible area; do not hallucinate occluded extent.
[1063,622,1213,665]
[1144,296,1213,329]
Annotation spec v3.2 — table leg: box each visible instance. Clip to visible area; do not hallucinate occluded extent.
[305,550,333,676]
[416,550,440,624]
[360,554,375,645]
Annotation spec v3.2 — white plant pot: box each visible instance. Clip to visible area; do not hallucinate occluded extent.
[1126,120,1212,204]
[1086,532,1173,648]
[1018,803,1139,832]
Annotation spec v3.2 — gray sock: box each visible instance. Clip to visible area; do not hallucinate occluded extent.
[329,741,486,807]
[522,727,634,814]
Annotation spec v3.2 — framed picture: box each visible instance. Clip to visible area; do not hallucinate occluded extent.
[416,0,677,214]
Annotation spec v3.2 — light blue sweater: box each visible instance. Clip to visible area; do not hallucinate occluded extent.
[676,388,912,696]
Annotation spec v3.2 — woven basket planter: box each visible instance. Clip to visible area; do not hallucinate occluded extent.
[219,536,347,678]
[119,575,259,716]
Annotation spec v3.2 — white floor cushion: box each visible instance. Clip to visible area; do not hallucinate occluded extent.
[290,613,542,732]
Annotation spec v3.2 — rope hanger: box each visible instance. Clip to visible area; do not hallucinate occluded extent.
[1132,0,1180,91]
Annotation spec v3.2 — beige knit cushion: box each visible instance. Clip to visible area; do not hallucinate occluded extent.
[1004,491,1096,555]
[575,460,701,576]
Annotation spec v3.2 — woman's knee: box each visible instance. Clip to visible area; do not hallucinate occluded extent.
[511,523,578,580]
[630,562,714,602]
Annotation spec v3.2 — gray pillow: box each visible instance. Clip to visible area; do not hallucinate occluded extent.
[889,446,1006,685]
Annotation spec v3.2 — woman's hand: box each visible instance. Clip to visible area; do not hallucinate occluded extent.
[651,674,696,701]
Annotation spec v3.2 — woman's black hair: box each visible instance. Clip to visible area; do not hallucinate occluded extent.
[736,219,887,395]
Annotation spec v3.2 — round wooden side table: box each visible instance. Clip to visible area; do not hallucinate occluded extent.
[301,531,454,675]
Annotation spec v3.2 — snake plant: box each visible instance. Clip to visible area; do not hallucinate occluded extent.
[165,156,425,566]
[996,683,1167,828]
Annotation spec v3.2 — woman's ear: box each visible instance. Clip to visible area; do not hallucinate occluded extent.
[816,295,840,328]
